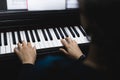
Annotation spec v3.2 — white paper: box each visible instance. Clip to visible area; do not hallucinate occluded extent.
[67,0,79,8]
[28,0,66,11]
[7,0,27,10]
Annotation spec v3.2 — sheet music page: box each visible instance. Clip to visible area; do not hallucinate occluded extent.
[7,0,27,10]
[67,0,79,8]
[28,0,66,11]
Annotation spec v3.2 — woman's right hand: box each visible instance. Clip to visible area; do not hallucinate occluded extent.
[59,37,83,60]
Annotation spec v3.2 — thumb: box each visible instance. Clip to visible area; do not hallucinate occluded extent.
[14,47,20,54]
[14,47,20,55]
[33,46,37,53]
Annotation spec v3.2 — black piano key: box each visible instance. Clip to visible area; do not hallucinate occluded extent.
[68,27,75,37]
[42,29,48,41]
[57,27,64,39]
[12,32,16,44]
[17,31,22,43]
[78,26,86,36]
[46,29,53,40]
[53,28,60,39]
[4,32,7,45]
[72,27,80,37]
[0,33,1,46]
[61,27,69,37]
[25,30,30,42]
[34,29,40,41]
[29,30,35,42]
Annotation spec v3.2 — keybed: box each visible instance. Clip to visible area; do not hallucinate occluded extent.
[0,26,90,54]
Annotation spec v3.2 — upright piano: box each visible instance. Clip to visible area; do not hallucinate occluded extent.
[0,8,90,60]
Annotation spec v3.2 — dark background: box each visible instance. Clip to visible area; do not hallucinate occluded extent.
[0,0,7,11]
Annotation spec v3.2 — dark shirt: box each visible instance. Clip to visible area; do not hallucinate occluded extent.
[17,64,35,80]
[17,59,105,80]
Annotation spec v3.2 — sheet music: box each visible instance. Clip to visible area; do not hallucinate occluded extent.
[67,0,79,8]
[7,0,27,10]
[6,0,78,11]
[28,0,66,11]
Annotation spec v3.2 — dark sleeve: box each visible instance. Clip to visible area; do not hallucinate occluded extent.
[17,64,36,80]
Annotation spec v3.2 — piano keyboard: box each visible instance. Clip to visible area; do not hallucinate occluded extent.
[0,26,90,54]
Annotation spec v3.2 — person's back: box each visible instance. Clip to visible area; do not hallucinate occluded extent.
[78,0,120,80]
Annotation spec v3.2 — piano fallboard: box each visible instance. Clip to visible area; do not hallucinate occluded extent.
[0,9,80,30]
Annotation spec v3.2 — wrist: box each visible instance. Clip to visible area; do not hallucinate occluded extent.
[78,54,86,62]
[22,61,35,65]
[75,53,84,60]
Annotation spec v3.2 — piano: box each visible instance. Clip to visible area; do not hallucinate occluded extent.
[0,7,90,61]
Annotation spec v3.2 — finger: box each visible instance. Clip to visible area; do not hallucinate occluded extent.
[17,42,22,49]
[14,47,19,54]
[73,40,77,44]
[59,48,68,55]
[22,40,27,47]
[33,46,36,51]
[33,46,37,55]
[27,42,32,47]
[61,39,69,48]
[65,37,72,43]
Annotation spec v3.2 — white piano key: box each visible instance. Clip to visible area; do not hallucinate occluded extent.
[20,31,24,41]
[64,27,71,38]
[65,27,80,44]
[14,31,19,44]
[41,29,51,48]
[71,27,82,44]
[75,26,89,43]
[32,30,40,49]
[64,27,74,39]
[5,32,11,53]
[27,30,35,47]
[55,28,62,39]
[49,28,61,47]
[60,27,66,38]
[44,29,54,47]
[38,29,50,48]
[55,28,63,46]
[22,31,27,43]
[70,26,80,43]
[9,32,16,53]
[0,33,6,54]
[49,28,58,46]
[36,29,45,49]
[73,26,84,43]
